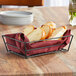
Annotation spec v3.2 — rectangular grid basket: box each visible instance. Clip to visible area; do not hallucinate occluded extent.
[2,34,73,59]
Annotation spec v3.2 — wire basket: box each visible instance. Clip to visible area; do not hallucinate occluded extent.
[2,33,73,59]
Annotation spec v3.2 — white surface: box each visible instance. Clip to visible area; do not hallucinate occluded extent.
[2,6,28,8]
[44,0,69,7]
[0,11,33,17]
[0,11,33,25]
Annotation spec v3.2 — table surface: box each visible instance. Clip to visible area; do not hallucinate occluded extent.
[0,7,76,76]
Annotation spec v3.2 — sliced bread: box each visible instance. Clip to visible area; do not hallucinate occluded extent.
[48,26,67,40]
[27,28,46,42]
[44,22,56,28]
[23,25,34,36]
[41,25,50,38]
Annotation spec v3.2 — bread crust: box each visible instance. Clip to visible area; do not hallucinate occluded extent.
[40,28,46,40]
[27,28,43,42]
[23,25,34,36]
[48,26,67,40]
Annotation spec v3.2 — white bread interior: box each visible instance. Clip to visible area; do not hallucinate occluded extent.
[40,28,46,40]
[27,28,43,42]
[41,25,50,38]
[23,25,34,36]
[48,26,67,40]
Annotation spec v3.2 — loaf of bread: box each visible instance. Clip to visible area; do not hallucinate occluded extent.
[41,22,56,38]
[48,26,67,40]
[27,28,46,42]
[23,25,34,36]
[41,25,52,38]
[22,22,67,42]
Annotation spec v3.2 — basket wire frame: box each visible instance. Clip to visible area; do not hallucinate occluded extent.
[2,34,73,59]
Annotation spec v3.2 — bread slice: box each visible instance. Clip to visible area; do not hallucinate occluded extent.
[48,26,67,40]
[41,21,56,38]
[44,21,56,28]
[40,28,46,40]
[41,25,51,38]
[47,26,54,38]
[23,25,34,36]
[27,28,45,42]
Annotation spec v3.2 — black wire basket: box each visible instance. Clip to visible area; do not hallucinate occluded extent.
[2,33,73,59]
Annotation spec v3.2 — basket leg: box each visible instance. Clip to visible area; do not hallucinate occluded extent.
[67,35,73,51]
[2,35,9,52]
[24,43,28,59]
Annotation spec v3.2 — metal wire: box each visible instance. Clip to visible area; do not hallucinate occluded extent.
[2,34,73,59]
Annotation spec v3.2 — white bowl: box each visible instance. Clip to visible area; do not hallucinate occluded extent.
[0,11,33,25]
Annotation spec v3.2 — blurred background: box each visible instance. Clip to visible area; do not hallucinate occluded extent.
[44,0,69,7]
[2,0,69,8]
